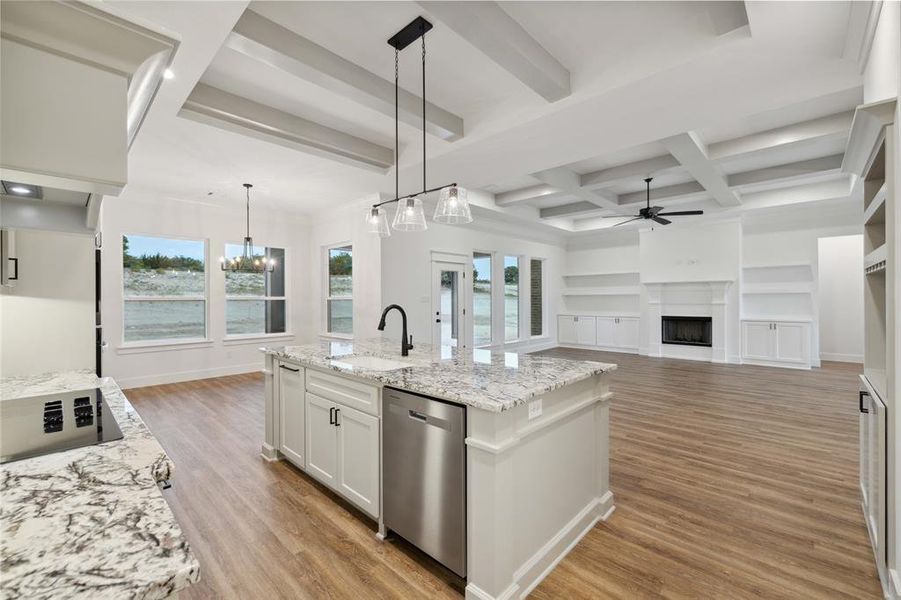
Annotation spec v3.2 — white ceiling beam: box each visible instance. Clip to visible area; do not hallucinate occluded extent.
[842,1,883,73]
[227,10,464,141]
[532,167,619,210]
[495,184,562,206]
[179,83,394,172]
[707,111,853,162]
[539,201,605,219]
[705,1,751,36]
[617,181,707,205]
[662,132,741,206]
[727,154,844,189]
[417,1,570,102]
[579,155,682,189]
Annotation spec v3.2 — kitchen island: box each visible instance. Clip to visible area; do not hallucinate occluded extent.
[0,370,199,600]
[262,340,616,600]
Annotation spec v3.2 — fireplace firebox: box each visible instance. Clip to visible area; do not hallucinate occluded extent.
[661,316,712,347]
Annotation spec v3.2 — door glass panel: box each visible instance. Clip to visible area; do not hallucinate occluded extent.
[440,270,460,346]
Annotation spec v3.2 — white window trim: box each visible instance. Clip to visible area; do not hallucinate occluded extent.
[324,242,353,337]
[472,250,495,348]
[504,254,522,344]
[121,234,210,346]
[530,257,548,339]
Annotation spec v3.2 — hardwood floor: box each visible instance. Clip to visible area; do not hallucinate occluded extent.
[126,352,882,599]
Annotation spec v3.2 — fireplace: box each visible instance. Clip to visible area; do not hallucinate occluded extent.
[661,316,712,347]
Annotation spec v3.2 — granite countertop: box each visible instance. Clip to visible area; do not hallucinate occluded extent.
[0,370,200,600]
[264,339,616,412]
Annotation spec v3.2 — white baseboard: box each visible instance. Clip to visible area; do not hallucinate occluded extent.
[820,352,864,363]
[557,343,639,355]
[260,444,279,462]
[116,362,262,389]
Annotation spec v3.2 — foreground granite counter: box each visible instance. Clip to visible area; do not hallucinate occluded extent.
[264,339,616,412]
[0,370,200,600]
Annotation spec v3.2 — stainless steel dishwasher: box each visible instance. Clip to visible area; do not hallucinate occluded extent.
[383,387,466,578]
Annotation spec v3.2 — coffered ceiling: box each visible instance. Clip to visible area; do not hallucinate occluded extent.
[103,0,876,236]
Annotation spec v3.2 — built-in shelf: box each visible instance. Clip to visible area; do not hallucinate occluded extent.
[864,182,887,225]
[742,262,812,271]
[742,282,814,295]
[559,312,640,318]
[865,244,887,274]
[741,315,813,323]
[561,286,641,296]
[562,269,639,278]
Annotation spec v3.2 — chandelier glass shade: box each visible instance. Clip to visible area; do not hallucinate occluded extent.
[433,184,472,224]
[366,206,391,237]
[392,197,428,232]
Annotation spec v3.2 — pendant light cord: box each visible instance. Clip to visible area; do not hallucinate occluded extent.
[395,48,399,204]
[422,35,427,194]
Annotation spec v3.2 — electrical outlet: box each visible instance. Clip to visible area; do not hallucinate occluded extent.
[528,399,542,420]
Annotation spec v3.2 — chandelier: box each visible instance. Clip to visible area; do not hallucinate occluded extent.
[366,16,472,237]
[219,183,276,272]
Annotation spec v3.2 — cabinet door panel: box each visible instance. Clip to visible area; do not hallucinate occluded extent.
[576,316,597,345]
[278,364,305,468]
[305,393,338,488]
[557,316,578,344]
[742,322,774,360]
[774,323,808,364]
[595,318,615,347]
[337,405,380,518]
[615,318,640,350]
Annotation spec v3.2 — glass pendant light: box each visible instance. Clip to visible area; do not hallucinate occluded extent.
[434,184,472,224]
[366,206,391,237]
[392,196,428,231]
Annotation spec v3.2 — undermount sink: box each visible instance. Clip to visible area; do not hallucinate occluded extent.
[329,355,414,371]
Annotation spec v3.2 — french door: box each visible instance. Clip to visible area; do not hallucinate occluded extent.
[431,260,469,348]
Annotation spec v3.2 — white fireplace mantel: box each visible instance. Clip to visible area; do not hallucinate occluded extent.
[642,280,734,363]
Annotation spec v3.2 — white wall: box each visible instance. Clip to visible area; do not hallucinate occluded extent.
[100,191,311,389]
[309,194,383,341]
[817,235,864,363]
[864,0,900,104]
[0,229,95,378]
[380,220,565,352]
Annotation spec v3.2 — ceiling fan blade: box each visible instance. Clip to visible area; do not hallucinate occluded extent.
[601,214,640,218]
[612,217,643,227]
[652,216,672,225]
[656,210,704,216]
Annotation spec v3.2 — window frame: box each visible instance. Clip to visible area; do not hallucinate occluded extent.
[529,257,548,339]
[324,242,354,338]
[223,242,289,340]
[472,250,494,348]
[504,254,522,343]
[120,233,210,347]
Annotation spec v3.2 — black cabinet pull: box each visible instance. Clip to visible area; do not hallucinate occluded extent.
[329,406,335,425]
[279,364,299,372]
[8,257,18,281]
[860,390,870,414]
[335,408,341,427]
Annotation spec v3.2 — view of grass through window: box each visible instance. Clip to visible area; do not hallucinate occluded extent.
[473,252,492,346]
[505,256,519,341]
[225,244,286,336]
[328,245,352,334]
[123,235,206,342]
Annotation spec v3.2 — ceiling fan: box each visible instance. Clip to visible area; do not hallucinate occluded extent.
[603,177,703,226]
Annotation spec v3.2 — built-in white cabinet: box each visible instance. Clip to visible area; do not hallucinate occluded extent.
[558,314,638,352]
[740,320,811,368]
[596,317,639,351]
[860,378,886,572]
[278,363,305,468]
[305,393,339,487]
[557,315,596,346]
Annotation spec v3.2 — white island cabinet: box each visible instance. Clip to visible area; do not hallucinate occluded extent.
[262,340,616,600]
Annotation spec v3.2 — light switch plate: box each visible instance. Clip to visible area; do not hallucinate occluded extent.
[528,399,542,420]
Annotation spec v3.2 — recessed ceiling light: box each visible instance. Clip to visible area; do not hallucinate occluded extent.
[9,186,31,195]
[1,181,42,198]
[163,68,175,80]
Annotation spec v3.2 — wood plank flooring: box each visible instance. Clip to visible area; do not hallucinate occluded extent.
[125,351,882,599]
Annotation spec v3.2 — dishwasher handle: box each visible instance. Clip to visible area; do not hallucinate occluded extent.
[409,409,428,422]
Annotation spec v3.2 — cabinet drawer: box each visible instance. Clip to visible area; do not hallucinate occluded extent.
[306,368,380,416]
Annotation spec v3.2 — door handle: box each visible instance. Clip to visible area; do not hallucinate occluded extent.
[334,408,340,426]
[860,391,870,414]
[329,406,335,425]
[435,318,441,323]
[279,364,299,372]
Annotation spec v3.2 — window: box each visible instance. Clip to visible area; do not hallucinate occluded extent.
[225,244,286,336]
[123,235,206,342]
[473,252,492,346]
[504,256,520,341]
[327,245,352,334]
[530,259,544,337]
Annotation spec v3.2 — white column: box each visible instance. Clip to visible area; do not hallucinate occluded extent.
[645,283,663,357]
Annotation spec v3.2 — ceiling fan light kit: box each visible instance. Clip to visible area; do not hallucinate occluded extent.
[605,177,704,227]
[368,16,472,238]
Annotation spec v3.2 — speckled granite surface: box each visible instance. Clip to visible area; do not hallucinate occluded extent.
[0,370,200,599]
[264,340,616,412]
